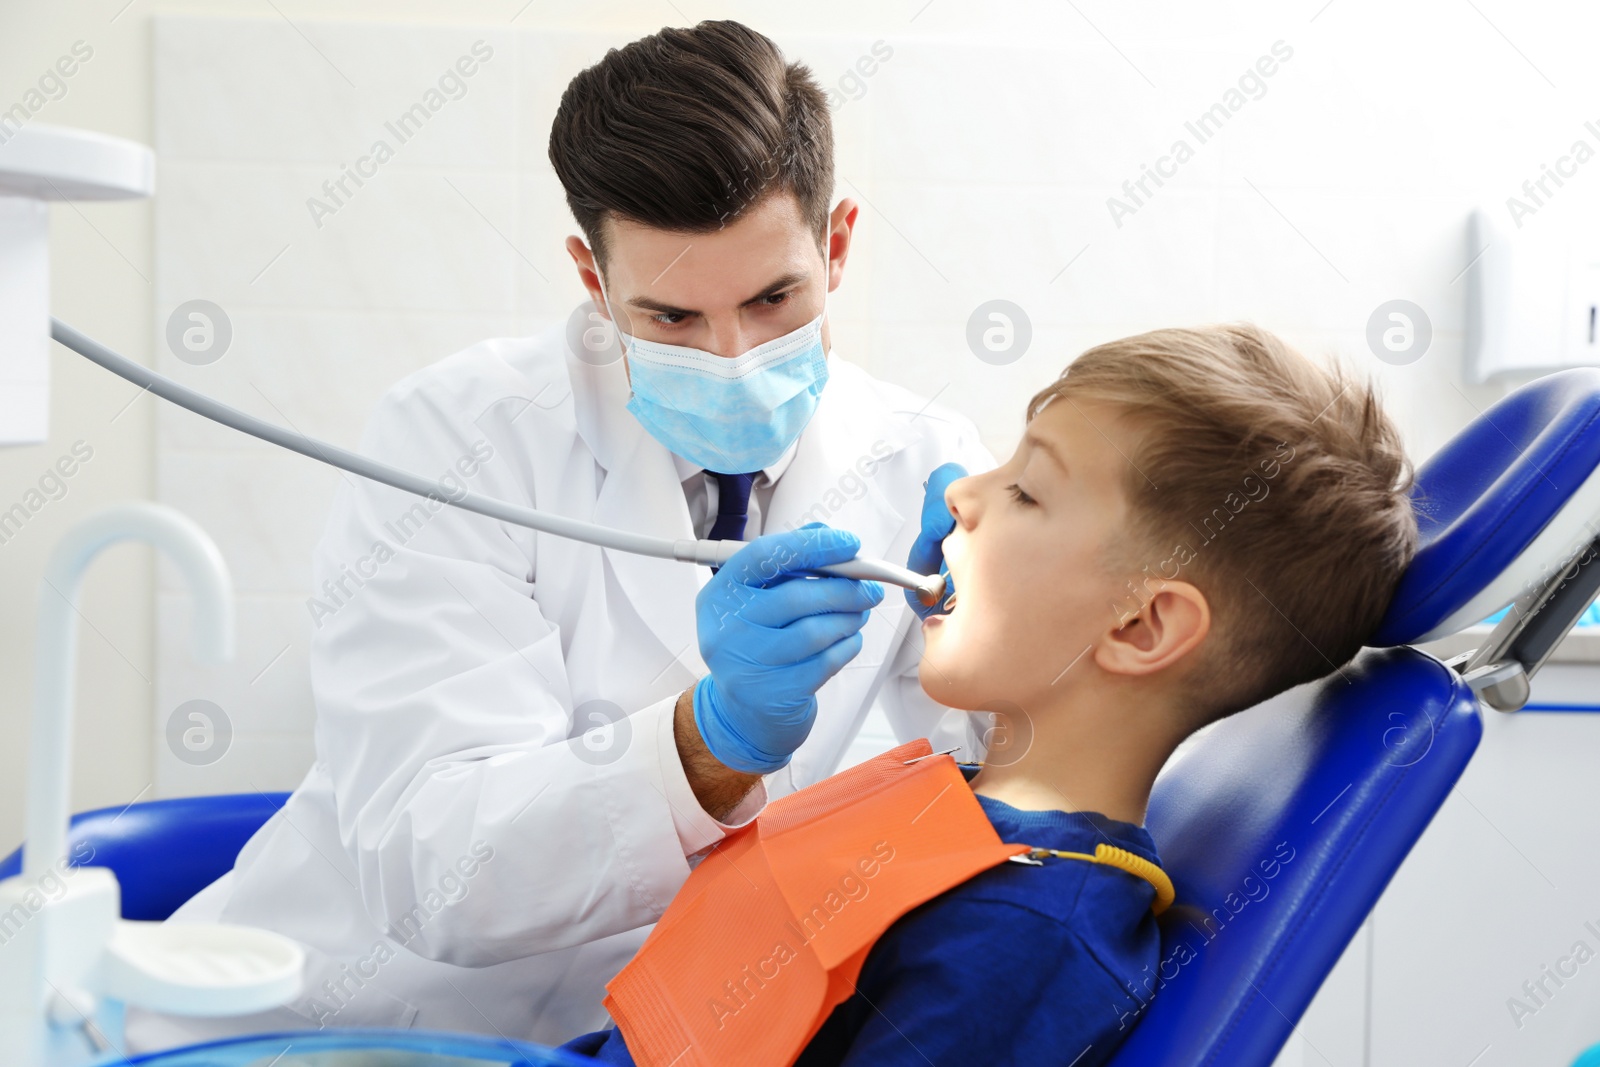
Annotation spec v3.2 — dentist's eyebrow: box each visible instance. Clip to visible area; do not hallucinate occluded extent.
[625,271,810,317]
[627,294,696,315]
[737,271,809,307]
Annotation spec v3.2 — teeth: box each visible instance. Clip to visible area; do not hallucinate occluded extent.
[944,592,959,612]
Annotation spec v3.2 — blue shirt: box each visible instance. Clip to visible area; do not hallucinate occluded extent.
[560,774,1163,1066]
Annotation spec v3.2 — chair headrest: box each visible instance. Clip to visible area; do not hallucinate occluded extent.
[1373,367,1600,645]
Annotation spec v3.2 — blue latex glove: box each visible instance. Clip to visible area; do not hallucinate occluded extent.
[694,524,885,773]
[905,462,966,620]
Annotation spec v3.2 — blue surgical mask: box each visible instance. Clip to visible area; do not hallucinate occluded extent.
[599,278,830,473]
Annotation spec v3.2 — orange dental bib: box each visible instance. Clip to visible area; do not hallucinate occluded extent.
[602,739,1030,1067]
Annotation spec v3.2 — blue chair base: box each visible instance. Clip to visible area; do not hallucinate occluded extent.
[120,1027,591,1065]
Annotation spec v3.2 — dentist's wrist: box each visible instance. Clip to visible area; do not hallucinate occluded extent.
[673,682,763,821]
[692,675,792,775]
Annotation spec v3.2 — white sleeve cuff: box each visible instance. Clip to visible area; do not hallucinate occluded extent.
[710,780,766,832]
[652,690,768,857]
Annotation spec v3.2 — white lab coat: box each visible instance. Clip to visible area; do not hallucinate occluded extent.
[126,324,995,1051]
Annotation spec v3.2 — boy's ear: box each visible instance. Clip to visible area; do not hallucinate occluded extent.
[1094,580,1210,677]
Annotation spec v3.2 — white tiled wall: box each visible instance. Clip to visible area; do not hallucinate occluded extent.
[142,8,1600,1066]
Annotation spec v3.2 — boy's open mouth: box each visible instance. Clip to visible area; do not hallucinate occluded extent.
[933,553,961,618]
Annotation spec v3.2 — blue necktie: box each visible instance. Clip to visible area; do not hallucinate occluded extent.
[707,470,758,548]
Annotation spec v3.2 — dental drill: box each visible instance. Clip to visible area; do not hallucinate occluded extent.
[50,318,947,606]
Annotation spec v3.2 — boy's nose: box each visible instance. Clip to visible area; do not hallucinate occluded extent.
[946,473,979,529]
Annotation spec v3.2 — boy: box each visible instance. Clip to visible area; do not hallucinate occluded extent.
[562,323,1419,1065]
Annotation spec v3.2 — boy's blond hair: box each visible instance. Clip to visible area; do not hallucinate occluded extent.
[1028,324,1418,726]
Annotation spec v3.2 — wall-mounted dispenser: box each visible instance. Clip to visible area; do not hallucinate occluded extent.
[1466,205,1600,384]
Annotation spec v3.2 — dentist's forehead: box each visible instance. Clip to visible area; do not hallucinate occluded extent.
[601,193,825,306]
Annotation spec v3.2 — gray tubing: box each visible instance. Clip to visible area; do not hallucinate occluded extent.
[51,318,946,604]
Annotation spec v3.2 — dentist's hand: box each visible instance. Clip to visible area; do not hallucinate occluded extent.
[694,524,885,774]
[906,462,965,620]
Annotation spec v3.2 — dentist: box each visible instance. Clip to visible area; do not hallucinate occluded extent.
[129,20,990,1051]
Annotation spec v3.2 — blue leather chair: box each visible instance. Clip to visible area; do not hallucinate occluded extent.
[0,793,289,921]
[10,369,1600,1065]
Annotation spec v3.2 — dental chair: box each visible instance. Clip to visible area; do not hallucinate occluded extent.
[8,367,1600,1066]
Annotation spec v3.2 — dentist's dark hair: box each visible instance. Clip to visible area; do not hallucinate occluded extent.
[549,20,834,268]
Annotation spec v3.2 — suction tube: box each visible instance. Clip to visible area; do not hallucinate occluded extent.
[51,318,947,606]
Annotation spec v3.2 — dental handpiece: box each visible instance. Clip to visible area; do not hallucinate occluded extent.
[51,318,949,606]
[690,537,946,605]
